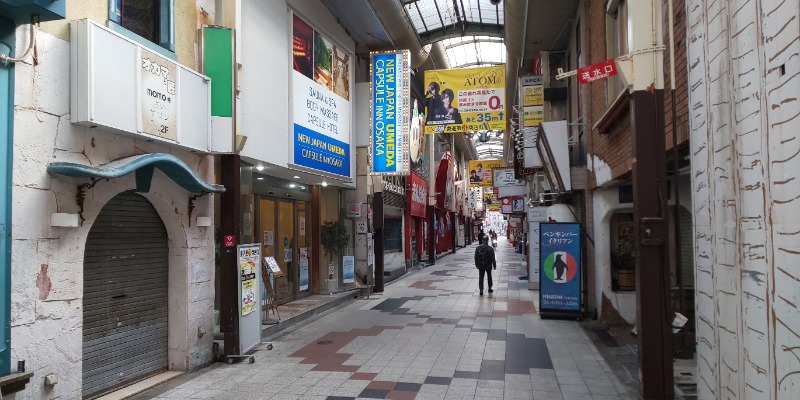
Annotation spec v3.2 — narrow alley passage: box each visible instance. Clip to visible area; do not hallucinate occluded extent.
[137,238,635,400]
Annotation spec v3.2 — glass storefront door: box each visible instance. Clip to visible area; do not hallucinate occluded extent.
[257,197,310,305]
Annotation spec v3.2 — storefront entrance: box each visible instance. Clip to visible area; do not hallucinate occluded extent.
[257,197,310,305]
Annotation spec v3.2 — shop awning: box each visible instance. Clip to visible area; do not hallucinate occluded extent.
[47,153,225,193]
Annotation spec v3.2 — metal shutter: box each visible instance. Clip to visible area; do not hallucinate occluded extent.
[82,192,168,397]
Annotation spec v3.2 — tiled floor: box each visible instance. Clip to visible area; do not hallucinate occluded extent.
[138,237,635,400]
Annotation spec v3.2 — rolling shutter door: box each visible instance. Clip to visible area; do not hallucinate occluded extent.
[82,192,168,397]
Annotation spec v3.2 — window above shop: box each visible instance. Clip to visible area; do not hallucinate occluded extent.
[108,0,176,59]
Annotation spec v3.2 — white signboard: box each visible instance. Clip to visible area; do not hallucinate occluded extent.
[140,49,178,141]
[527,207,548,289]
[493,168,525,187]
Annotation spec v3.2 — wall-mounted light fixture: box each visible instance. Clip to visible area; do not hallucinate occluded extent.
[195,216,212,227]
[51,213,80,228]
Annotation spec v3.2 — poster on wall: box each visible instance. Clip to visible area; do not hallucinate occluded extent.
[370,50,410,175]
[469,159,504,187]
[291,14,352,179]
[539,223,582,318]
[343,255,355,283]
[299,259,309,291]
[140,49,178,141]
[263,231,274,246]
[423,65,506,134]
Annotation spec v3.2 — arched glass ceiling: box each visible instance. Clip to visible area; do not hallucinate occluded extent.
[403,1,506,77]
[441,36,506,68]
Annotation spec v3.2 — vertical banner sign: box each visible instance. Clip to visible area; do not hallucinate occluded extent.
[237,244,262,353]
[520,75,543,169]
[140,49,178,141]
[343,255,355,283]
[299,247,309,291]
[423,65,506,134]
[291,15,352,179]
[370,51,410,175]
[468,159,504,187]
[539,223,582,317]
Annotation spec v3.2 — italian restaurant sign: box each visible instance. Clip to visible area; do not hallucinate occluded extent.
[539,223,582,317]
[291,15,352,179]
[370,50,410,175]
[423,65,506,134]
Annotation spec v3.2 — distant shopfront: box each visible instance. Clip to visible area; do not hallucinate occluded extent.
[406,172,428,267]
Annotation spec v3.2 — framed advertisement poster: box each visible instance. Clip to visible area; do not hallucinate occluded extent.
[237,244,262,353]
[539,223,582,318]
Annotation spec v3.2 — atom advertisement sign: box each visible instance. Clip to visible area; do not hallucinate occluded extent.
[539,223,582,317]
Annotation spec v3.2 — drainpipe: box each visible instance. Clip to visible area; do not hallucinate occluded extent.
[0,21,14,376]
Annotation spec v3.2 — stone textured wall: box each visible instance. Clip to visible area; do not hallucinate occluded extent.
[9,26,216,399]
[688,0,800,398]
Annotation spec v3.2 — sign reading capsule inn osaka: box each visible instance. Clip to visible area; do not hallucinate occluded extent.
[291,15,352,179]
[370,51,410,175]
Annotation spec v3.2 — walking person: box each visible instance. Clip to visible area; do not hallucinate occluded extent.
[490,230,498,249]
[477,229,486,246]
[474,237,497,296]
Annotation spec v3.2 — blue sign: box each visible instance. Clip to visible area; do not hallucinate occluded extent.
[371,51,408,174]
[539,223,581,316]
[293,124,350,177]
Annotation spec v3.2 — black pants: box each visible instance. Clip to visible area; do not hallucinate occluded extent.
[478,268,493,292]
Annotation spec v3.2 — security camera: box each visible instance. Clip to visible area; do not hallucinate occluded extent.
[490,0,502,5]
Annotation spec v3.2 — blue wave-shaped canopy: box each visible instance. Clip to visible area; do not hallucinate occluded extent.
[47,153,225,193]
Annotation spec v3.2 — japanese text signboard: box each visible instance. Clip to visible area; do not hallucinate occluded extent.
[577,59,618,85]
[423,65,506,134]
[539,223,582,317]
[370,51,410,175]
[140,49,178,141]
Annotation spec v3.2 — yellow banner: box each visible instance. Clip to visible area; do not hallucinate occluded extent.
[469,159,504,187]
[523,85,543,106]
[423,65,506,134]
[523,105,543,127]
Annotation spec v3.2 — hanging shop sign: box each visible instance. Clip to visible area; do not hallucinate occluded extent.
[577,59,618,85]
[539,223,582,318]
[501,198,512,214]
[493,168,525,187]
[370,50,410,175]
[291,14,352,179]
[483,191,501,212]
[468,159,504,188]
[408,172,428,218]
[423,65,506,134]
[347,202,362,218]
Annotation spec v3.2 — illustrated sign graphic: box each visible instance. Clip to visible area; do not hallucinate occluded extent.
[578,59,618,85]
[468,159,504,187]
[224,235,235,247]
[370,51,410,175]
[493,168,525,187]
[424,65,505,134]
[140,49,178,141]
[539,223,581,315]
[291,15,352,178]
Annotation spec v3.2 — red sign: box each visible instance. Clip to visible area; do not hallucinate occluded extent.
[577,59,618,84]
[408,172,428,218]
[223,235,235,248]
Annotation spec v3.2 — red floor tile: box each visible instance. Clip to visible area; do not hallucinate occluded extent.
[386,390,417,400]
[367,381,396,390]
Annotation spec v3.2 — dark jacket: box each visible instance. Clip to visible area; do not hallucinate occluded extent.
[474,243,496,271]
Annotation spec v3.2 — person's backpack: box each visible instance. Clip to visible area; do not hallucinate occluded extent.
[475,245,492,269]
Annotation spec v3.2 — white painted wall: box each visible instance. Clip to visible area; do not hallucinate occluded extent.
[591,187,636,324]
[238,0,356,184]
[10,25,215,399]
[688,0,800,398]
